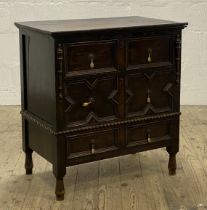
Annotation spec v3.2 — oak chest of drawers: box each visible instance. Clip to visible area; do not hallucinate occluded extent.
[15,16,187,200]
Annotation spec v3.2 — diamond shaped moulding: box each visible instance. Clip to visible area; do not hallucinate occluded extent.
[65,96,75,113]
[108,90,119,105]
[126,89,134,104]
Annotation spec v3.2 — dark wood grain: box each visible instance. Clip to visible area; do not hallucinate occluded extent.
[126,118,173,147]
[66,128,118,159]
[64,40,117,72]
[15,16,187,201]
[126,70,176,117]
[127,36,172,67]
[15,16,187,34]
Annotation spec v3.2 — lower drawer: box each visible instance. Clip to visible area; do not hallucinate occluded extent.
[66,128,118,159]
[126,119,175,147]
[66,117,179,161]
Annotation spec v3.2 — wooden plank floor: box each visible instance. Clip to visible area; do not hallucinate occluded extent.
[0,106,207,210]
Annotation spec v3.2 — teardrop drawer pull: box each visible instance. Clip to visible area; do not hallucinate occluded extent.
[147,89,151,104]
[91,140,95,154]
[147,48,152,63]
[147,130,152,143]
[147,96,151,103]
[147,135,151,143]
[89,53,95,69]
[91,144,95,154]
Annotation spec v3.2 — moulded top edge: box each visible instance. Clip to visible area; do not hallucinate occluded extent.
[14,16,188,35]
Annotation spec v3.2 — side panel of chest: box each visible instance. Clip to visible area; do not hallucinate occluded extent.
[20,30,56,126]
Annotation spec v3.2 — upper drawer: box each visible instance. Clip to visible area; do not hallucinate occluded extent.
[64,40,118,74]
[127,36,174,70]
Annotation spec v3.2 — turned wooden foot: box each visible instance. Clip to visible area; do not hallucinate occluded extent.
[53,136,66,201]
[55,178,65,201]
[25,149,33,175]
[168,154,176,176]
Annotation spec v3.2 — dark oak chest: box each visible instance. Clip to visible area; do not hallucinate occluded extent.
[15,16,187,200]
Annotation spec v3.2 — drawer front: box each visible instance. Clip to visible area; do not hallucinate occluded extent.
[127,119,173,147]
[67,129,118,158]
[64,40,118,73]
[127,36,174,69]
[64,75,118,127]
[126,70,176,118]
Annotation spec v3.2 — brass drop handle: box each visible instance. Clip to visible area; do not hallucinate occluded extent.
[89,53,95,69]
[82,97,94,107]
[82,101,91,107]
[147,48,152,63]
[91,140,95,154]
[147,130,151,143]
[147,89,151,103]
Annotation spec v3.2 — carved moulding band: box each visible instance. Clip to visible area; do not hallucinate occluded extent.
[21,110,181,136]
[20,111,56,135]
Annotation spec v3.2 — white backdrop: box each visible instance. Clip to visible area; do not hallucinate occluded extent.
[0,0,205,105]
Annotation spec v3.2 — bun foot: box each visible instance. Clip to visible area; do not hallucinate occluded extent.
[168,154,176,176]
[169,169,176,176]
[26,168,33,175]
[55,178,65,201]
[25,149,33,175]
[56,194,64,201]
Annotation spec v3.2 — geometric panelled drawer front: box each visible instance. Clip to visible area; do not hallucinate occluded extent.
[127,119,173,147]
[64,40,118,74]
[64,75,118,127]
[126,70,175,118]
[127,35,174,69]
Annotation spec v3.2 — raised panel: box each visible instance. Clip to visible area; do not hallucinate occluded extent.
[126,70,175,118]
[64,75,118,127]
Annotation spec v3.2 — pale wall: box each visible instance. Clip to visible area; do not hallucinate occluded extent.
[0,0,205,105]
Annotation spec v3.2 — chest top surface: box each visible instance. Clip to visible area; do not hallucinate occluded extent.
[15,16,187,34]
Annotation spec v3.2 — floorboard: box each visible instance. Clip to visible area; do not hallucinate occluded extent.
[0,106,207,210]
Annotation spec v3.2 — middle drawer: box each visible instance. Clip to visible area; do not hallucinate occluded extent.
[64,74,118,128]
[126,69,177,118]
